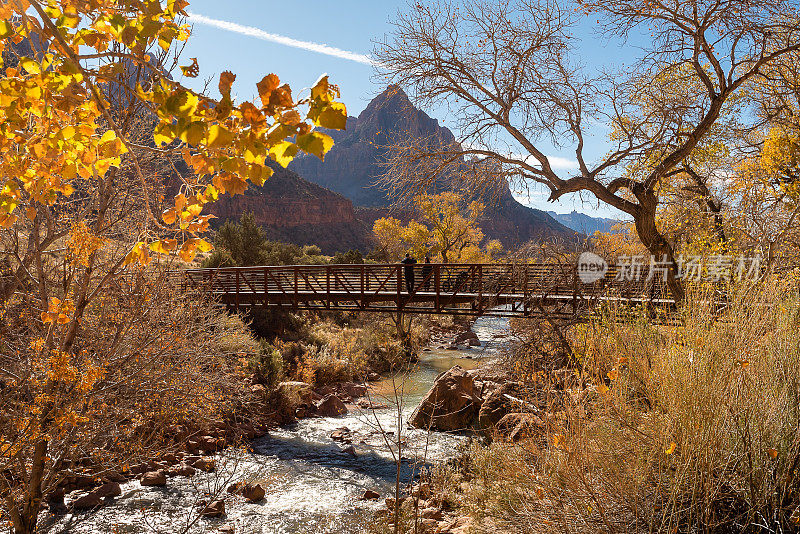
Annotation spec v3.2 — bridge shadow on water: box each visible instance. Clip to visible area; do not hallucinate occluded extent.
[249,428,428,486]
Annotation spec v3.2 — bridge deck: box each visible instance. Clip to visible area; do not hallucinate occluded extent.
[184,263,675,318]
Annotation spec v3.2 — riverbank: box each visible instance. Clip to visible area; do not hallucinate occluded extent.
[38,314,510,533]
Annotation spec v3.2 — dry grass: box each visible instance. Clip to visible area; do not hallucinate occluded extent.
[458,278,800,533]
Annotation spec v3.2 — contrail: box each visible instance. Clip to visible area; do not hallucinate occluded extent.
[186,12,375,66]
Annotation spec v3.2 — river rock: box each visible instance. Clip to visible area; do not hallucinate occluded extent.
[454,330,479,344]
[330,427,352,442]
[440,515,473,534]
[140,470,167,486]
[228,481,266,502]
[409,366,481,431]
[168,463,196,477]
[219,525,235,534]
[198,435,223,453]
[315,394,348,417]
[342,445,357,456]
[200,499,226,518]
[94,481,121,498]
[160,453,180,465]
[340,382,368,398]
[357,398,388,409]
[102,470,127,483]
[478,383,522,434]
[191,457,216,472]
[419,518,439,531]
[243,483,266,502]
[71,492,103,510]
[361,489,381,500]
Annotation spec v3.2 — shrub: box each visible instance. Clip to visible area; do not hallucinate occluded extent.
[460,278,800,533]
[248,341,285,388]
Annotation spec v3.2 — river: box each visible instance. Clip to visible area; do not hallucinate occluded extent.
[43,315,509,534]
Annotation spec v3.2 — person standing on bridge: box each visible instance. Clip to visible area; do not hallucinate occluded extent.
[401,253,417,293]
[421,255,432,291]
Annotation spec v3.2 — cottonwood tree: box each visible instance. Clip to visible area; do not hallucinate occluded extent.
[376,0,800,301]
[0,1,346,532]
[372,192,501,263]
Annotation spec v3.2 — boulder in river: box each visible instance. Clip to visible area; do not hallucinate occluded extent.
[94,481,121,498]
[140,470,167,487]
[330,427,352,442]
[361,489,381,500]
[409,366,481,431]
[199,499,226,518]
[191,457,216,473]
[315,394,348,417]
[71,491,103,510]
[168,463,196,477]
[454,330,479,345]
[340,382,367,398]
[228,481,266,502]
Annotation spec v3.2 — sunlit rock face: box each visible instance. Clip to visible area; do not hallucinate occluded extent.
[208,162,374,254]
[291,85,577,247]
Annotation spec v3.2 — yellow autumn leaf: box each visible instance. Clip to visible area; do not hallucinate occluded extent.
[203,184,219,201]
[0,20,13,39]
[297,131,334,161]
[214,172,248,195]
[311,101,347,130]
[20,58,40,74]
[178,241,197,262]
[162,207,177,224]
[607,368,619,380]
[311,74,334,101]
[218,70,236,96]
[194,238,212,252]
[269,140,299,168]
[186,203,202,217]
[256,73,280,107]
[665,442,676,455]
[207,124,233,147]
[767,448,778,459]
[597,383,609,395]
[180,57,199,78]
[149,239,177,254]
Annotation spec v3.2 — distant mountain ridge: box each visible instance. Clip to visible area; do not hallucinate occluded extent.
[546,211,621,235]
[291,86,576,247]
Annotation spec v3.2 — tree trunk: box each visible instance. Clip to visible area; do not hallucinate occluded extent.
[10,439,47,534]
[634,194,686,304]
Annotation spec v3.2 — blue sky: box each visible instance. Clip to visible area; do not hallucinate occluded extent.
[179,1,635,219]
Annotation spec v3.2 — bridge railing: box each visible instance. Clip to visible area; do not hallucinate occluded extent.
[180,262,675,317]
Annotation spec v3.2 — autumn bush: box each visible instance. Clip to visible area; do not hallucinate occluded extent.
[457,277,800,533]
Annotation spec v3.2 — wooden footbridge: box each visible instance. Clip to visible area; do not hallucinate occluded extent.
[183,263,675,318]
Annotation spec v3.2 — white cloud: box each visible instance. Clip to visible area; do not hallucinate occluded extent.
[186,12,375,66]
[546,155,580,170]
[519,154,579,171]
